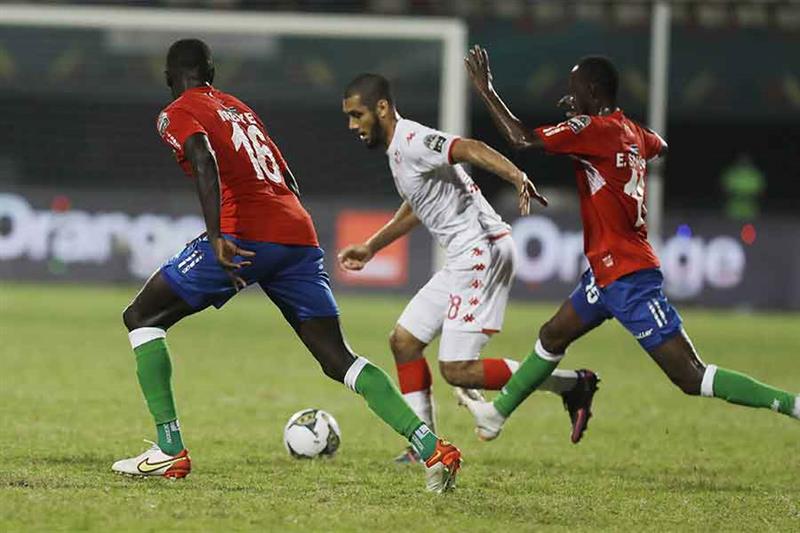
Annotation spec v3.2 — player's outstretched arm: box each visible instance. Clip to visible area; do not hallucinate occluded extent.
[465,45,544,151]
[184,133,254,289]
[450,138,548,215]
[338,201,419,271]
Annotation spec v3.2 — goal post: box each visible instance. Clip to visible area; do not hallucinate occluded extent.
[0,3,469,137]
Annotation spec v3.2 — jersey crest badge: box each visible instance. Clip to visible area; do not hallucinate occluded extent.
[423,133,447,153]
[157,112,170,136]
[566,115,591,134]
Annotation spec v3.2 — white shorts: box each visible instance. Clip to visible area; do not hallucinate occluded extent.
[397,234,516,362]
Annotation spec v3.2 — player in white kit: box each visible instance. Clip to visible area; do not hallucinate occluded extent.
[339,74,600,462]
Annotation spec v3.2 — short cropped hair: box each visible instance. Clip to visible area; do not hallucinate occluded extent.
[167,38,214,83]
[344,73,394,108]
[577,56,619,104]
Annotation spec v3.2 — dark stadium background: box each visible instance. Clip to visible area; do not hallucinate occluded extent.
[1,0,799,308]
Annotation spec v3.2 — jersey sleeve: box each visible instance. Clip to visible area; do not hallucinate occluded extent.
[534,115,604,157]
[640,126,667,161]
[406,127,461,172]
[156,108,206,158]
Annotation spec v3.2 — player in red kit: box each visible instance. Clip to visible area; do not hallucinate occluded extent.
[112,39,461,493]
[456,46,798,440]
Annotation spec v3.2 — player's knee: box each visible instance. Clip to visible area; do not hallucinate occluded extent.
[310,344,353,384]
[439,361,471,387]
[539,320,569,354]
[122,304,141,332]
[314,350,350,383]
[668,367,704,396]
[389,327,421,362]
[319,360,346,383]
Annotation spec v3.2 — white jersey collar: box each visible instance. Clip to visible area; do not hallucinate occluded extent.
[385,116,405,156]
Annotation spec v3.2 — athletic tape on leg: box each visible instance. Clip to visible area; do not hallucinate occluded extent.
[343,356,370,392]
[129,327,166,350]
[701,364,718,398]
[535,338,564,362]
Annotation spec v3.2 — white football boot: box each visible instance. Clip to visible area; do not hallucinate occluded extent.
[455,388,506,441]
[111,440,191,478]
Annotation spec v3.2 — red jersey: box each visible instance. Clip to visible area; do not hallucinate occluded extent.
[535,110,666,287]
[157,85,318,246]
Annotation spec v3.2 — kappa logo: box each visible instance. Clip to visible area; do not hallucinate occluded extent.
[423,134,447,153]
[406,131,416,144]
[566,115,591,134]
[157,112,170,136]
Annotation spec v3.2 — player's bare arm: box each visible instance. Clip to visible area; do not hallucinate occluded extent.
[450,137,548,214]
[464,45,545,151]
[338,201,419,271]
[183,132,254,289]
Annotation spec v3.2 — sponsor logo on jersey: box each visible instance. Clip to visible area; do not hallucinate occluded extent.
[602,253,614,267]
[567,115,591,134]
[406,131,416,144]
[542,125,568,136]
[423,133,447,153]
[157,112,170,135]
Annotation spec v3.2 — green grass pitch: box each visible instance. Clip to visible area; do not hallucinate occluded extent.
[1,283,798,531]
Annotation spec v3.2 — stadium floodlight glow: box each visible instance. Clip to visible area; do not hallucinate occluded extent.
[0,3,469,138]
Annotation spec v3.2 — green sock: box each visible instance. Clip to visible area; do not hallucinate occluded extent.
[349,359,438,460]
[706,365,798,418]
[156,420,184,455]
[494,340,560,418]
[133,335,185,455]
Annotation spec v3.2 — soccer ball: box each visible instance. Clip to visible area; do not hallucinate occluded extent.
[283,408,341,459]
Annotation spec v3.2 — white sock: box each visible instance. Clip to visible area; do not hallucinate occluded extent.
[403,389,435,431]
[539,369,580,394]
[793,396,800,420]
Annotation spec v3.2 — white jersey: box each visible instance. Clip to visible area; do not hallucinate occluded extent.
[386,118,509,258]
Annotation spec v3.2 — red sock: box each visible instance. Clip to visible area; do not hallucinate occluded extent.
[396,358,432,394]
[482,358,514,390]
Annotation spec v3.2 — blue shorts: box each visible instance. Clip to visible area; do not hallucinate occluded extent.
[569,268,682,351]
[161,235,339,329]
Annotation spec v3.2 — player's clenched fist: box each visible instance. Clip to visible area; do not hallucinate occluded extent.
[338,244,374,271]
